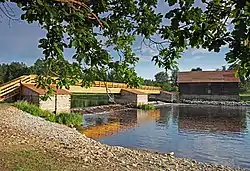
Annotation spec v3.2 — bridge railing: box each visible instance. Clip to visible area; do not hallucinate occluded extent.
[0,75,161,101]
[93,81,162,90]
[0,75,37,101]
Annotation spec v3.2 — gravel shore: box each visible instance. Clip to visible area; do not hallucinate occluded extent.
[182,99,250,106]
[0,104,245,171]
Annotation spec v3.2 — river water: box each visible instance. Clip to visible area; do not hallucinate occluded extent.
[79,104,250,169]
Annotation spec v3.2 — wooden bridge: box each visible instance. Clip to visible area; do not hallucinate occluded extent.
[0,75,162,102]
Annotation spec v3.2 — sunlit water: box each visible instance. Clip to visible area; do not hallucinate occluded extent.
[79,105,250,169]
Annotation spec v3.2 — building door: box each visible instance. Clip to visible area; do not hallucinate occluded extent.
[208,83,211,94]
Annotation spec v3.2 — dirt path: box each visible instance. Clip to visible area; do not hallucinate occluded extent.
[0,104,245,171]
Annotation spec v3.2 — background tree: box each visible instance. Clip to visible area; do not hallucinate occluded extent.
[170,69,178,86]
[154,71,168,84]
[141,71,178,92]
[0,64,8,84]
[222,66,226,71]
[143,79,156,86]
[191,67,202,71]
[0,62,31,83]
[29,59,47,75]
[215,66,226,71]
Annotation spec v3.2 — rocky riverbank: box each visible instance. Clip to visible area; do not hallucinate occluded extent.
[182,99,250,107]
[0,104,245,171]
[71,104,133,115]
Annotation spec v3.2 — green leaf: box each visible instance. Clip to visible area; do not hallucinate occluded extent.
[165,11,174,19]
[37,0,43,6]
[54,44,64,58]
[168,0,178,6]
[17,2,22,8]
[101,20,109,28]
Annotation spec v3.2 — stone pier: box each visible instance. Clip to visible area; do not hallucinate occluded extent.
[149,91,178,103]
[115,89,148,106]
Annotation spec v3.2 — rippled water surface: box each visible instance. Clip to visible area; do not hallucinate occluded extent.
[80,105,250,169]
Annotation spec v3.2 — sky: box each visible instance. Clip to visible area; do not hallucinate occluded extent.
[0,1,230,80]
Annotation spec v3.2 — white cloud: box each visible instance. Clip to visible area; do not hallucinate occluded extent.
[138,56,152,62]
[135,45,159,62]
[186,44,229,55]
[191,55,204,60]
[141,47,158,56]
[221,44,229,48]
[187,48,210,55]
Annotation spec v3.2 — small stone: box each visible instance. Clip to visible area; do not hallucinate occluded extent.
[132,163,137,167]
[169,152,174,155]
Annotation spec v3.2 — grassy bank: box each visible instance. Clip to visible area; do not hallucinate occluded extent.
[13,101,83,127]
[71,94,110,108]
[0,149,80,171]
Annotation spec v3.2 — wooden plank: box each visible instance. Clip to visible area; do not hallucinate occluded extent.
[0,76,26,87]
[0,87,20,97]
[0,92,20,101]
[0,80,21,90]
[0,85,20,97]
[0,82,20,92]
[0,75,31,91]
[68,86,122,94]
[136,89,161,94]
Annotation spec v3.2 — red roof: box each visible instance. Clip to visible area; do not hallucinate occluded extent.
[177,70,240,83]
[22,84,72,95]
[121,89,146,95]
[161,91,177,95]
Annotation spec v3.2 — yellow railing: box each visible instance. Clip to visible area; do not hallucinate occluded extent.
[93,81,162,90]
[0,75,161,101]
[0,75,37,101]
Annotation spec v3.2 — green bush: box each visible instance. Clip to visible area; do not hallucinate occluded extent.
[13,101,52,118]
[138,104,156,110]
[13,101,82,127]
[45,114,56,122]
[56,113,82,127]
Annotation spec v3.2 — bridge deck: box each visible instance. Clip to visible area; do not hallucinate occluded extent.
[0,75,162,101]
[68,86,161,94]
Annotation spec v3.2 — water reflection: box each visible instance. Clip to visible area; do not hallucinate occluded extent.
[80,105,250,169]
[79,109,161,139]
[177,106,247,133]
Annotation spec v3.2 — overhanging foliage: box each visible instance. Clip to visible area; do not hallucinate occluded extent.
[0,0,249,95]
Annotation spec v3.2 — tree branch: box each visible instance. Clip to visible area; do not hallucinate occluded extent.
[0,4,19,21]
[54,0,103,27]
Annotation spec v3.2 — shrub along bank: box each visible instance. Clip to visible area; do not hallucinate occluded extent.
[138,104,156,110]
[13,101,83,127]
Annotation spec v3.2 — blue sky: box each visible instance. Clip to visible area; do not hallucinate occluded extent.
[0,1,229,79]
